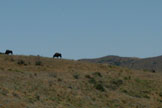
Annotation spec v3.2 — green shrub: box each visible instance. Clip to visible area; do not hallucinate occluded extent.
[159,92,162,97]
[89,77,97,84]
[0,88,9,96]
[124,76,131,80]
[17,59,26,65]
[92,72,102,77]
[95,84,105,92]
[49,73,57,78]
[85,74,91,79]
[111,79,123,86]
[35,61,42,66]
[107,79,123,90]
[58,78,62,82]
[35,95,40,101]
[73,74,80,79]
[8,68,12,71]
[12,92,20,98]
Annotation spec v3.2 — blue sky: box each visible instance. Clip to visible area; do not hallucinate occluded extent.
[0,0,161,59]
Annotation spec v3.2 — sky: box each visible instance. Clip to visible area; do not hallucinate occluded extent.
[0,0,162,59]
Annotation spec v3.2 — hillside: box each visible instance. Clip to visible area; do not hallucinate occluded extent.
[80,55,162,72]
[0,55,162,108]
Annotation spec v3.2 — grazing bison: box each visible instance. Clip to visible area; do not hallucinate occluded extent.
[5,50,13,55]
[53,53,62,58]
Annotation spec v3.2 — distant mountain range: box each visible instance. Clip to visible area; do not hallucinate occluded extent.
[79,55,162,72]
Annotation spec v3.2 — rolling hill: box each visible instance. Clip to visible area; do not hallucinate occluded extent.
[80,55,162,72]
[0,54,162,108]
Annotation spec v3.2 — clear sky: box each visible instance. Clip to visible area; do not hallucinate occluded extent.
[0,0,161,59]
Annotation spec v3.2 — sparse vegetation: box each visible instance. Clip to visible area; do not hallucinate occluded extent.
[0,54,161,108]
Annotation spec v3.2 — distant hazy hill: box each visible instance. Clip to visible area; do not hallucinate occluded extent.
[80,55,162,72]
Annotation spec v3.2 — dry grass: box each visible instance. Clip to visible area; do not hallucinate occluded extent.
[0,54,162,108]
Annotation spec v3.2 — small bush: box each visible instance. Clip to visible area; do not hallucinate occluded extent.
[159,92,162,97]
[48,81,53,87]
[12,92,20,98]
[85,75,91,79]
[17,59,26,65]
[28,62,31,65]
[92,72,102,77]
[107,79,123,90]
[35,61,42,66]
[15,69,23,73]
[0,88,9,96]
[95,84,105,92]
[34,73,37,77]
[85,74,105,92]
[58,78,62,82]
[73,74,80,79]
[49,73,57,78]
[28,96,37,103]
[111,79,123,86]
[89,77,97,84]
[8,68,12,71]
[121,89,128,93]
[124,76,131,80]
[36,95,40,101]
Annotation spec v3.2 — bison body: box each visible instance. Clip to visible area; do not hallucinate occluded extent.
[53,53,62,58]
[5,50,13,55]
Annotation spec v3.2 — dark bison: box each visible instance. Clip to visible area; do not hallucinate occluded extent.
[53,53,62,58]
[5,50,13,55]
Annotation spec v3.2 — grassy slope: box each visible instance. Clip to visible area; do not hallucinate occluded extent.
[0,55,162,108]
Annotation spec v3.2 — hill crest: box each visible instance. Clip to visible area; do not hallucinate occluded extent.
[80,55,162,72]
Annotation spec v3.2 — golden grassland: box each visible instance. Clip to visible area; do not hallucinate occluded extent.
[0,55,162,108]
